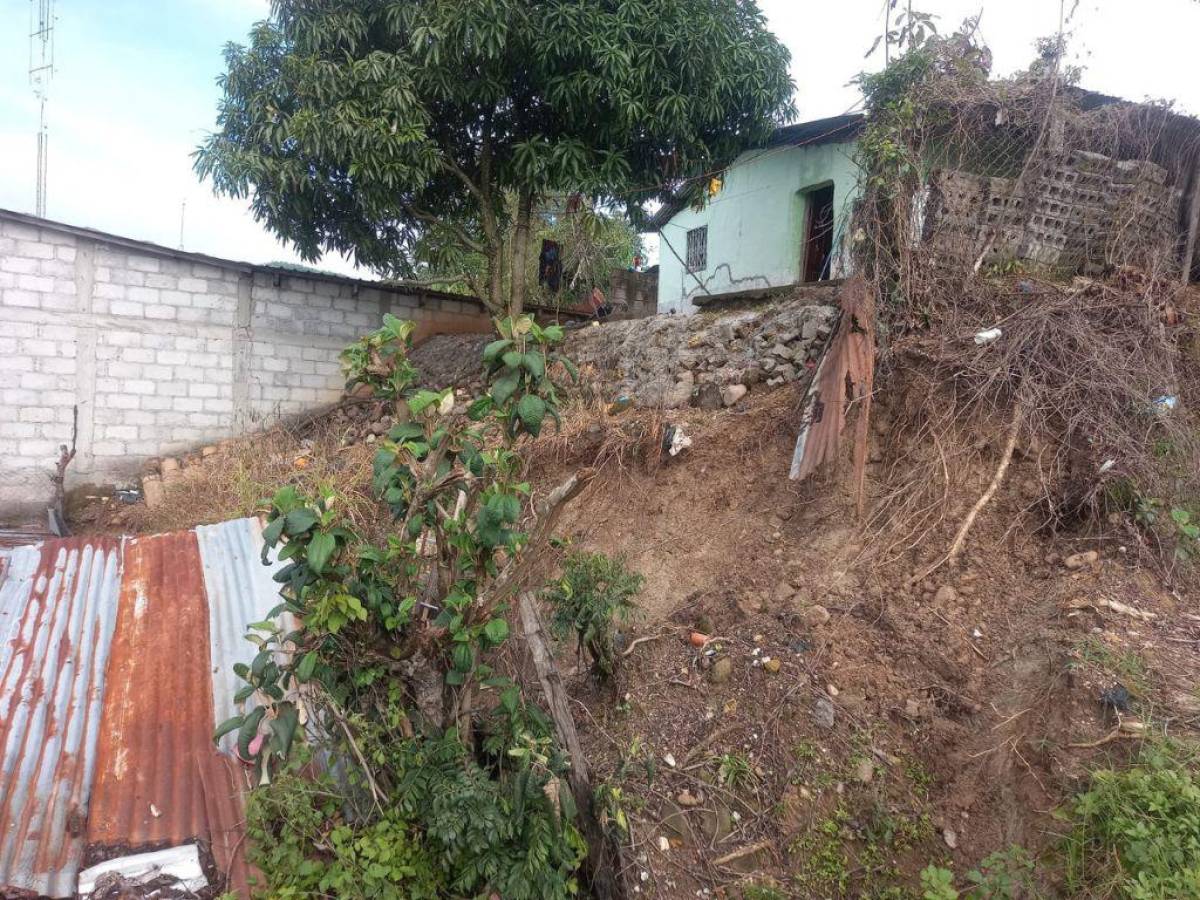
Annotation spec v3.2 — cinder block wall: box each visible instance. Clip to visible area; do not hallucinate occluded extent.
[0,211,493,516]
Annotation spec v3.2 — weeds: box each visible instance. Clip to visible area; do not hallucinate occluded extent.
[742,883,786,900]
[716,752,757,790]
[1062,741,1200,898]
[545,551,643,681]
[1071,636,1151,698]
[919,846,1036,899]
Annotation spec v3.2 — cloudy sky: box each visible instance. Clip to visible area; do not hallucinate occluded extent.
[1,0,1197,278]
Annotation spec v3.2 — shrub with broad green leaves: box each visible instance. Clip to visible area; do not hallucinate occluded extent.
[214,314,591,897]
[545,552,642,681]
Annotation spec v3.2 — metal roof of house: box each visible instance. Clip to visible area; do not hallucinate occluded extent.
[0,518,283,898]
[646,113,866,231]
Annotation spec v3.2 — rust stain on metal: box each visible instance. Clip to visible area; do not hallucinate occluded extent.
[0,537,122,898]
[87,532,214,850]
[1,520,269,896]
[790,275,877,502]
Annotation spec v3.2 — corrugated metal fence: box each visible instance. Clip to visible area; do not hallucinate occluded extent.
[0,518,282,898]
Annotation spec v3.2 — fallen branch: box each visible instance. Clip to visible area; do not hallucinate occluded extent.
[910,401,1022,584]
[713,839,773,868]
[621,633,668,658]
[948,401,1023,563]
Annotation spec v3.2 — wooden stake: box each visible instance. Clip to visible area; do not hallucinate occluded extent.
[519,591,626,900]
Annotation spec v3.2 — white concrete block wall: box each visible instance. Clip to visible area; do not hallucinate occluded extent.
[0,212,493,516]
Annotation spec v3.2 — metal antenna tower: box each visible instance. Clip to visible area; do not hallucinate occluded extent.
[29,0,55,218]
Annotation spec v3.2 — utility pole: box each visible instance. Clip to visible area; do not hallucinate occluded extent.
[29,0,55,218]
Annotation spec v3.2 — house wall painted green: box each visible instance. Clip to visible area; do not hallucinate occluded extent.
[656,131,862,314]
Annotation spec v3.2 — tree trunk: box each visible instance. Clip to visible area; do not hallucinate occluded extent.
[508,189,535,318]
[486,241,504,318]
[518,591,626,900]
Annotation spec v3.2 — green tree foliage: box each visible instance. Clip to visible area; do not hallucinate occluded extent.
[196,0,794,316]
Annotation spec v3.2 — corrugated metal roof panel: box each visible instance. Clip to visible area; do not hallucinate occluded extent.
[87,531,213,850]
[195,517,285,755]
[0,518,276,897]
[0,537,122,898]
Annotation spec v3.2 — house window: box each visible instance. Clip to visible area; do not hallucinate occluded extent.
[686,226,708,271]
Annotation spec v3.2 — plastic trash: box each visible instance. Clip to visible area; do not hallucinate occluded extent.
[1153,395,1178,413]
[974,327,1003,345]
[662,424,692,457]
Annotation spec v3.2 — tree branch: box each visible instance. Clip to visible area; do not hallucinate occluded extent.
[403,202,485,255]
[441,156,488,208]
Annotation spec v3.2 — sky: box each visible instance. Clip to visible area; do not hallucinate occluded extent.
[1,0,1198,278]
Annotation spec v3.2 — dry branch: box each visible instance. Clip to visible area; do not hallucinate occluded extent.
[519,591,626,900]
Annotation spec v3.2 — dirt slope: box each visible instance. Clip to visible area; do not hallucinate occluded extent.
[536,384,1200,898]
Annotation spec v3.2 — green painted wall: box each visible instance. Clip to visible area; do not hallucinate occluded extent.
[656,140,860,314]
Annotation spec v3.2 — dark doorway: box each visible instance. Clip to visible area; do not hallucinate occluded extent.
[802,185,835,282]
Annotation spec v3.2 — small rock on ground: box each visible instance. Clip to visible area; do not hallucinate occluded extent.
[934,585,958,604]
[721,384,748,407]
[1064,550,1100,569]
[812,696,836,729]
[802,604,831,627]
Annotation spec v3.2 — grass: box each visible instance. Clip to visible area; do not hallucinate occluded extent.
[716,752,757,790]
[123,419,383,537]
[1062,740,1200,898]
[1071,636,1152,699]
[789,806,852,896]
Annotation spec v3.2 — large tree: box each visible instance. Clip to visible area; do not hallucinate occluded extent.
[196,0,794,317]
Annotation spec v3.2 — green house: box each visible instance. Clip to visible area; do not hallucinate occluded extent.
[650,114,864,314]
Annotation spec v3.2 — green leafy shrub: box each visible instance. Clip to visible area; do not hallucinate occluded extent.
[545,552,642,680]
[215,314,591,896]
[920,865,959,900]
[919,845,1039,900]
[1062,742,1200,898]
[247,725,584,899]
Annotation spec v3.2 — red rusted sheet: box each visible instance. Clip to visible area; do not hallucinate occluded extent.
[85,532,251,894]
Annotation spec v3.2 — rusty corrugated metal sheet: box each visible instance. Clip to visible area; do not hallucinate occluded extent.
[0,537,122,898]
[87,531,214,849]
[0,518,276,897]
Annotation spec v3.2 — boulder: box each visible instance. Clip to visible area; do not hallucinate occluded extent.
[691,382,723,411]
[721,384,748,407]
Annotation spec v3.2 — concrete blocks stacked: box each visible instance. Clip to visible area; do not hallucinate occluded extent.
[0,212,493,514]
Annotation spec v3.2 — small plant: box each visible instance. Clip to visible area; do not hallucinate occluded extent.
[919,845,1038,900]
[1062,741,1200,898]
[790,806,852,895]
[1072,636,1151,699]
[742,883,786,900]
[965,846,1036,898]
[1171,507,1200,560]
[920,865,959,900]
[545,551,642,681]
[716,752,756,790]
